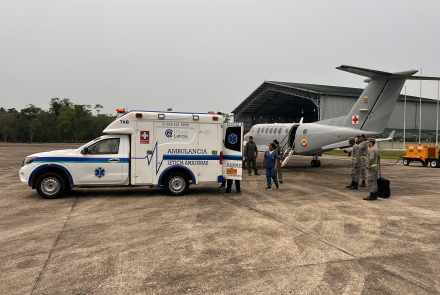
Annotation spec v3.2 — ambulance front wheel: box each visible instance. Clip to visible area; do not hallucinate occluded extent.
[165,172,189,196]
[36,172,66,199]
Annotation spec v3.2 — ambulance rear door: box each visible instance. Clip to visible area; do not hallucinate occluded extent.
[222,123,243,180]
[134,121,154,184]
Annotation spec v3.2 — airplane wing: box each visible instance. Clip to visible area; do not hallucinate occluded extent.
[321,140,352,151]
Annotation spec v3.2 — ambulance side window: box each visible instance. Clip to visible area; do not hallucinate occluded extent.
[88,138,120,154]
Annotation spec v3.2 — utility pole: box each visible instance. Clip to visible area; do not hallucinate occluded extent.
[403,85,406,150]
[437,80,439,146]
[419,68,422,144]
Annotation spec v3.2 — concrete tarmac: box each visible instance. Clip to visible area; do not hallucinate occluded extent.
[1,143,440,294]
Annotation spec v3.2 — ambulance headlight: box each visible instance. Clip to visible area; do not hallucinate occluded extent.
[24,156,38,166]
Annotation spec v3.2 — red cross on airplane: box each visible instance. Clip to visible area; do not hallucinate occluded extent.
[352,115,359,124]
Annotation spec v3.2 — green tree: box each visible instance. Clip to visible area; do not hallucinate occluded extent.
[0,112,16,142]
[220,112,233,123]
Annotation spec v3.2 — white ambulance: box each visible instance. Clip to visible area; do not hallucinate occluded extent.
[19,110,243,199]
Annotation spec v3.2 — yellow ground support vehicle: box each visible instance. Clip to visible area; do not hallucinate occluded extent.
[402,144,439,168]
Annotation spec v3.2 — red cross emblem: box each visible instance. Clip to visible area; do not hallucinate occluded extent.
[352,115,359,124]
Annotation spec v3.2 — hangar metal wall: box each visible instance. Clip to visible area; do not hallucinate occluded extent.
[322,96,439,130]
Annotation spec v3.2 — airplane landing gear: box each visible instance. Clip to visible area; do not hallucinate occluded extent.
[311,155,321,167]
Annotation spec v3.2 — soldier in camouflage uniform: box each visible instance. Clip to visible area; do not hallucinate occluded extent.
[363,138,380,201]
[357,134,368,187]
[273,140,284,183]
[346,137,360,189]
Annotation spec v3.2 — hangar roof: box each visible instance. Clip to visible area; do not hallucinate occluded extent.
[233,81,436,116]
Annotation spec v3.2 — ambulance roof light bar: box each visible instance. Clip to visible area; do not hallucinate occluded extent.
[116,108,127,119]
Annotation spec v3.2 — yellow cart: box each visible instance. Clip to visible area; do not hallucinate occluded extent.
[402,144,439,168]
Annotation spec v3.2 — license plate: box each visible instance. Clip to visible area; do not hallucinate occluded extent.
[227,168,237,175]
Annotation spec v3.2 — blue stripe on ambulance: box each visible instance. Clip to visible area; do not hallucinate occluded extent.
[33,157,129,163]
[223,155,242,160]
[163,155,220,160]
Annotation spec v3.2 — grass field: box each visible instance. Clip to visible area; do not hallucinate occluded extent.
[324,149,406,159]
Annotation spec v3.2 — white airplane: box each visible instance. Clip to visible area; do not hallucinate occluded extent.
[244,65,440,167]
[376,130,395,142]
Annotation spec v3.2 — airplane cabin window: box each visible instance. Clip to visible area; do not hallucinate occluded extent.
[261,128,265,133]
[265,128,268,134]
[269,128,273,134]
[285,128,288,133]
[278,128,282,134]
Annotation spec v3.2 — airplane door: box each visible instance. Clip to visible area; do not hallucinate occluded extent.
[222,123,243,180]
[134,122,154,184]
[289,126,298,149]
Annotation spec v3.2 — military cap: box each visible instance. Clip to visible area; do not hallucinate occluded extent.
[357,134,366,138]
[366,138,375,143]
[348,137,356,141]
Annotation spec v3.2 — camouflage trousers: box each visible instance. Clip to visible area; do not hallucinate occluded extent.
[367,166,378,193]
[351,160,360,183]
[359,158,366,181]
[277,159,282,180]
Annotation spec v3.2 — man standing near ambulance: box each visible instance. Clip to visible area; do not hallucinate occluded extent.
[244,136,259,176]
[358,134,367,187]
[261,143,279,190]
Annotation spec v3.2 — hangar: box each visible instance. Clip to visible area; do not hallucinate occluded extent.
[232,81,440,142]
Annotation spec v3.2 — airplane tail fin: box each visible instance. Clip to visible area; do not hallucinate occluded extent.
[337,65,424,133]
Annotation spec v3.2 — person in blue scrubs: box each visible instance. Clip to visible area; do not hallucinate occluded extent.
[261,143,279,190]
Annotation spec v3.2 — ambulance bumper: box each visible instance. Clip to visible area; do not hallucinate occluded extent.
[19,166,31,186]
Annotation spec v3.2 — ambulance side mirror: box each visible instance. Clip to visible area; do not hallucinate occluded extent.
[81,147,90,154]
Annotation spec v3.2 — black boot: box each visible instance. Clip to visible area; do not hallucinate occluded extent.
[349,182,358,190]
[359,180,366,187]
[363,192,377,201]
[346,181,354,188]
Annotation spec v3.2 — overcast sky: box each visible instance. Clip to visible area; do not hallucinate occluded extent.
[1,0,439,115]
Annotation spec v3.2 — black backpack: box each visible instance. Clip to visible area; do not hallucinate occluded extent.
[377,160,390,198]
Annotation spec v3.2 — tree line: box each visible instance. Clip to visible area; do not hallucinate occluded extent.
[0,98,116,143]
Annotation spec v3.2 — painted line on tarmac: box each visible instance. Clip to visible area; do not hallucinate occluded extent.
[283,168,440,195]
[31,196,79,295]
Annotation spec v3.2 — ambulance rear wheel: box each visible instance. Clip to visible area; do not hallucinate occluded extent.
[36,172,66,199]
[430,160,439,168]
[165,172,189,196]
[403,159,410,166]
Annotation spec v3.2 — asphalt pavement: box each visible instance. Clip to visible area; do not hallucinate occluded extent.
[1,143,440,294]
